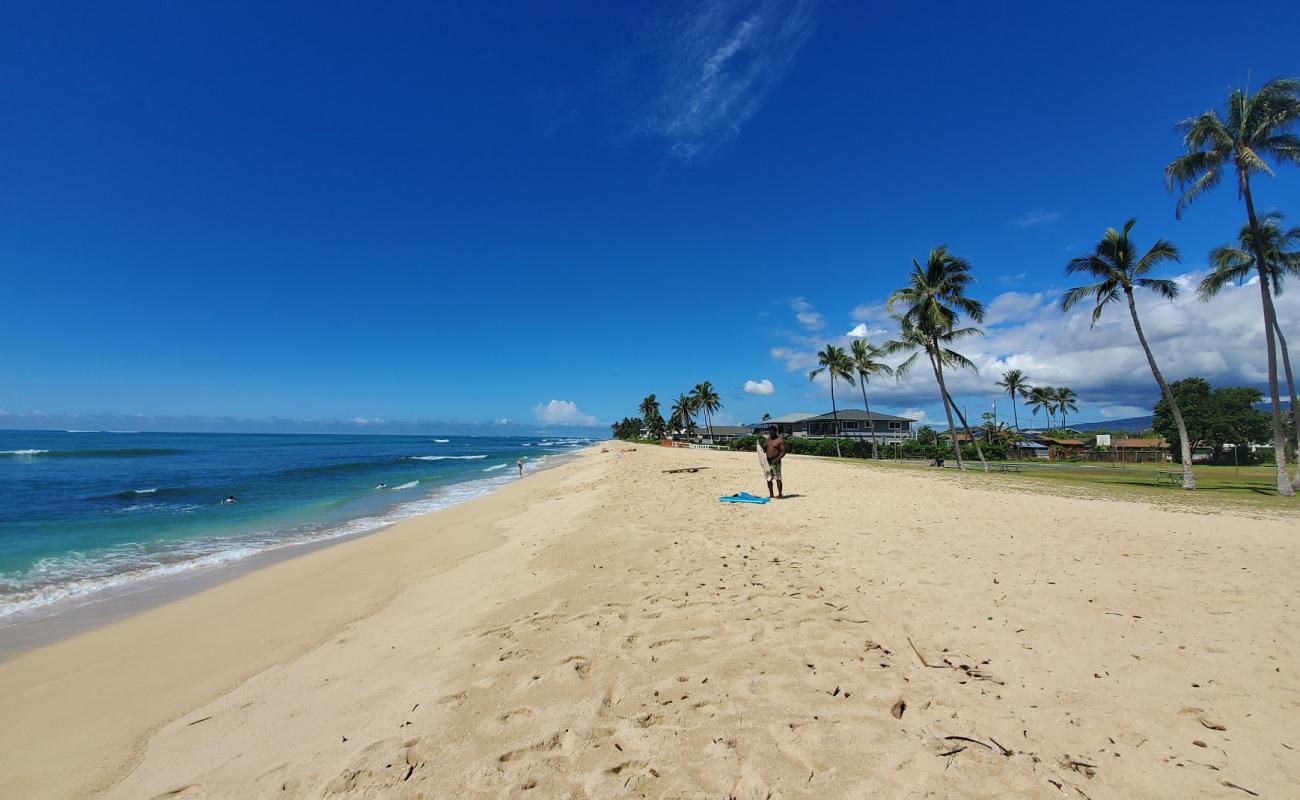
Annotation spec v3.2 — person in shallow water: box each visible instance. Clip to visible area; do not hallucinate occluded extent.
[763,427,787,499]
[220,495,238,505]
[516,457,525,477]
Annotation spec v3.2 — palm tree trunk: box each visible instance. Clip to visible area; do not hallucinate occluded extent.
[1009,392,1020,430]
[1241,179,1294,496]
[928,348,964,471]
[829,378,842,458]
[945,388,989,471]
[1271,318,1300,488]
[1125,288,1196,489]
[706,410,714,443]
[860,381,879,459]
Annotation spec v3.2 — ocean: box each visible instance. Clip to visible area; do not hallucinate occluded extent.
[0,430,590,625]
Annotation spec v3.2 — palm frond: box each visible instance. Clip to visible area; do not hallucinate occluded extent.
[1135,278,1179,301]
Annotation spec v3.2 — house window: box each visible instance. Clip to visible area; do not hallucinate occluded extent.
[843,420,857,429]
[889,421,902,429]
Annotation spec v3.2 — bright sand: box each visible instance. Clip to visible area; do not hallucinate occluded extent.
[2,445,1297,798]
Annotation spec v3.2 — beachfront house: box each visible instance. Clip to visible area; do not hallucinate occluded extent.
[750,410,914,444]
[1110,437,1171,463]
[1036,436,1087,460]
[690,425,752,444]
[748,412,819,437]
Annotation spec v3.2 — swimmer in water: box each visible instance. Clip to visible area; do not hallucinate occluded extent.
[516,457,525,477]
[221,495,238,505]
[376,483,387,490]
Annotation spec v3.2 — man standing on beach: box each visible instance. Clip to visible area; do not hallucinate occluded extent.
[516,457,525,477]
[764,427,786,499]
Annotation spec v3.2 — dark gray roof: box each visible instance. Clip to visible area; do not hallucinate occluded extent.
[700,425,751,436]
[803,409,914,423]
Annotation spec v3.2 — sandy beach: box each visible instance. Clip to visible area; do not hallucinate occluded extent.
[2,444,1297,798]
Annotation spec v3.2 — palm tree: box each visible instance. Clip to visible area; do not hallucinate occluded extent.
[1027,386,1055,429]
[690,381,723,442]
[1055,387,1079,429]
[1200,212,1300,486]
[886,246,986,471]
[884,316,989,471]
[639,394,664,439]
[1061,219,1195,489]
[1165,76,1300,496]
[996,369,1031,430]
[669,394,696,437]
[849,338,894,458]
[808,344,855,458]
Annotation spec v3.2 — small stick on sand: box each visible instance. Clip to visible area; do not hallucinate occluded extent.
[944,736,993,751]
[185,716,212,727]
[1221,781,1260,796]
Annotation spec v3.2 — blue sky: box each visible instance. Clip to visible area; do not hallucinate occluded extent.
[3,1,1299,434]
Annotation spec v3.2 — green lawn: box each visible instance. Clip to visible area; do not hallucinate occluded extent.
[838,457,1300,515]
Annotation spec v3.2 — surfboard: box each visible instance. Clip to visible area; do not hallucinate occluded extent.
[756,440,771,480]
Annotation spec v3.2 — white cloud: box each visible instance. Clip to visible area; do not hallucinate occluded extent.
[845,323,869,338]
[744,378,775,395]
[1010,210,1063,227]
[769,271,1300,420]
[790,297,825,330]
[533,399,598,425]
[901,407,932,425]
[639,0,818,160]
[350,416,381,425]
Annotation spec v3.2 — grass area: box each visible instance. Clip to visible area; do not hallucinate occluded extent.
[837,456,1300,515]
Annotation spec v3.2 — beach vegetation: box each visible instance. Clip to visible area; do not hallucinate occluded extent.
[807,345,855,458]
[690,382,723,442]
[996,369,1031,430]
[1061,219,1197,489]
[849,338,893,459]
[884,246,987,471]
[1166,76,1300,495]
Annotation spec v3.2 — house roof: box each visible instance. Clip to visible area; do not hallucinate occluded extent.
[802,409,914,423]
[1013,441,1048,449]
[1039,437,1086,446]
[1114,438,1168,448]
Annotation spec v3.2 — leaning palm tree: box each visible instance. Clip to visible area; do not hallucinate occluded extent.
[849,338,894,458]
[808,344,855,458]
[1061,219,1195,489]
[1200,212,1300,487]
[1165,76,1300,496]
[996,369,1031,429]
[1027,386,1055,429]
[1055,387,1079,429]
[886,246,987,471]
[884,316,989,470]
[689,381,723,442]
[669,393,696,437]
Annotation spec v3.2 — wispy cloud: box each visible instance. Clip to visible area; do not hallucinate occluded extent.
[638,0,819,160]
[790,297,824,330]
[1010,210,1063,227]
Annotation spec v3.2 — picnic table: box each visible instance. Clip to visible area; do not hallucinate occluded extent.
[993,464,1022,474]
[1154,470,1182,486]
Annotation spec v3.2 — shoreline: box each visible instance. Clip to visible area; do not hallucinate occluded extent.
[0,450,582,658]
[3,444,1296,798]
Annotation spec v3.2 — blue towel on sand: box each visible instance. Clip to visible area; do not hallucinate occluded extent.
[719,492,769,504]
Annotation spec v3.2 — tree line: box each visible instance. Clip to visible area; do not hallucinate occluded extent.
[615,78,1300,496]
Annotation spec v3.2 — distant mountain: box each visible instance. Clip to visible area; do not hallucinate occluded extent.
[1070,417,1152,433]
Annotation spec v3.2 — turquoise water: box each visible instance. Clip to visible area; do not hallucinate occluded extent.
[0,430,589,622]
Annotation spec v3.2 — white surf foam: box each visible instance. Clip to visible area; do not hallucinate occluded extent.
[405,454,487,461]
[391,480,420,490]
[482,464,507,472]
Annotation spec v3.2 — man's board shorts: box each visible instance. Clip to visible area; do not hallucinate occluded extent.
[768,459,782,479]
